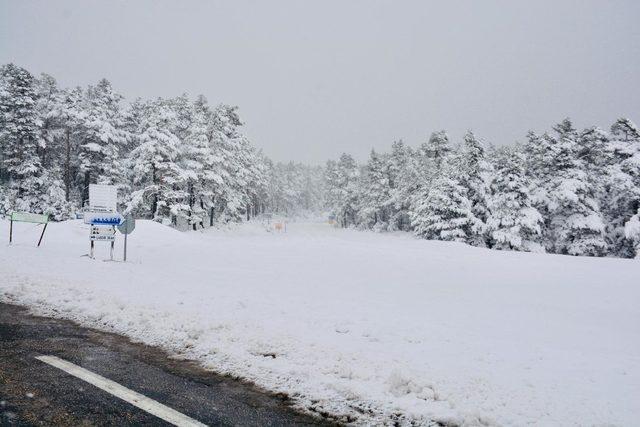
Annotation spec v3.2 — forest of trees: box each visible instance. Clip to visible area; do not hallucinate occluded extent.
[325,120,640,258]
[0,63,323,228]
[1,63,639,258]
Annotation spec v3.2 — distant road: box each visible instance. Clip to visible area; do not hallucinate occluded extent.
[0,303,332,427]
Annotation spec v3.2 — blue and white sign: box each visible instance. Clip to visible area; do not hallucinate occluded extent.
[84,212,124,226]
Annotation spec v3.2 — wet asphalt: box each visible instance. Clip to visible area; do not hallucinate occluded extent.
[0,303,337,427]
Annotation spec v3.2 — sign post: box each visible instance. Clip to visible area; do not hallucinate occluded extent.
[9,212,49,246]
[90,225,117,259]
[86,185,121,260]
[88,214,123,260]
[117,215,135,262]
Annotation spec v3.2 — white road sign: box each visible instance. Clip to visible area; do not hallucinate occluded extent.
[90,225,116,241]
[89,184,117,212]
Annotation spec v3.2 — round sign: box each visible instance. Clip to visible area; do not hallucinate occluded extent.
[117,215,136,234]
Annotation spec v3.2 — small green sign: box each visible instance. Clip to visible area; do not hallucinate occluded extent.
[9,211,50,247]
[11,212,49,224]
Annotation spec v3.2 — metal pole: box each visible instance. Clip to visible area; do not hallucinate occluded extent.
[37,223,48,247]
[124,231,127,262]
[90,240,94,259]
[9,219,13,244]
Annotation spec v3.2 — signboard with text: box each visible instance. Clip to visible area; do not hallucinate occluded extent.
[86,185,119,260]
[89,184,117,212]
[90,225,116,241]
[84,212,124,226]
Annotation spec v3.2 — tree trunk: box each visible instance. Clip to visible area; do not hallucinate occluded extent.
[199,199,205,229]
[151,165,157,217]
[83,170,91,206]
[187,181,196,230]
[209,196,215,226]
[65,128,71,201]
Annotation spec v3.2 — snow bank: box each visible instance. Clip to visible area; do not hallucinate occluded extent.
[1,219,639,426]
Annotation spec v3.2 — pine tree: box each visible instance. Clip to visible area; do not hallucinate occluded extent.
[78,78,127,204]
[0,64,41,183]
[605,118,640,257]
[624,208,640,258]
[128,102,186,223]
[610,118,640,159]
[523,131,557,249]
[358,149,391,230]
[209,104,251,221]
[547,119,607,256]
[32,74,75,217]
[0,63,51,214]
[387,140,417,231]
[182,97,224,228]
[414,131,450,191]
[34,73,66,169]
[123,97,148,155]
[577,126,613,178]
[458,131,492,246]
[56,87,85,203]
[238,139,267,221]
[420,130,451,169]
[487,148,544,252]
[325,154,359,227]
[410,157,475,242]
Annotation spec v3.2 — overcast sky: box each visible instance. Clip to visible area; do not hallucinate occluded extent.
[1,0,639,163]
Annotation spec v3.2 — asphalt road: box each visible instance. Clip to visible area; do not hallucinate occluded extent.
[0,303,335,427]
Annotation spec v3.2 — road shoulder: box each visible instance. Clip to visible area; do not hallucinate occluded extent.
[0,302,335,426]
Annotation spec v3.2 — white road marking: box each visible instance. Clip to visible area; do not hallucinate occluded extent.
[35,355,208,427]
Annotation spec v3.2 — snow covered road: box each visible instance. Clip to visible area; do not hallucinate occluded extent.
[1,219,639,426]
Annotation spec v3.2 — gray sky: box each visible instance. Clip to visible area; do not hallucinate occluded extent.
[1,0,639,164]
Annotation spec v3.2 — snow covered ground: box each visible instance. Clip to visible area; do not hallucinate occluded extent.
[1,219,639,426]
